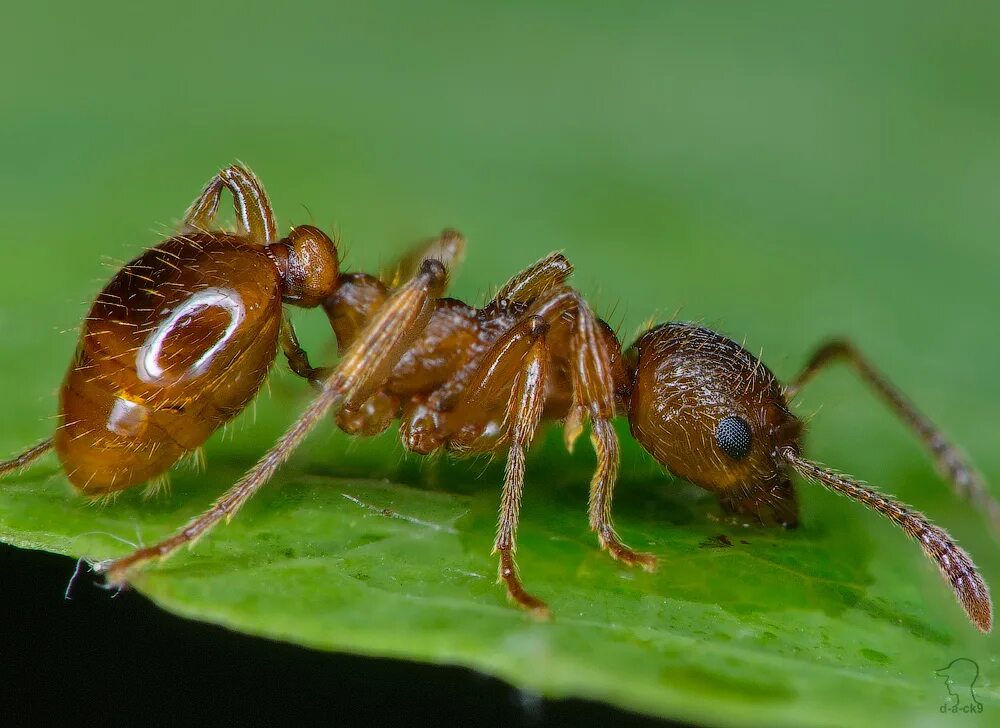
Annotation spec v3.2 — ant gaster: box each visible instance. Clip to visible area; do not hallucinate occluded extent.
[0,165,993,632]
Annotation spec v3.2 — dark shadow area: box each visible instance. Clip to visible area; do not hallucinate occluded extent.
[0,543,677,727]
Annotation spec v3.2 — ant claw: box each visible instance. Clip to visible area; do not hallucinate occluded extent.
[90,558,113,575]
[90,558,131,591]
[598,530,658,572]
[526,603,552,621]
[614,547,659,573]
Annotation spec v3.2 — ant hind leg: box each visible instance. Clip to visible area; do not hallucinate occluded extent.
[0,438,54,478]
[182,164,278,244]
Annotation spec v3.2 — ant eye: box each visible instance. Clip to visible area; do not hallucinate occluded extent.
[716,415,752,460]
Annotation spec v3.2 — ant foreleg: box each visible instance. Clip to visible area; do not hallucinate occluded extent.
[96,260,448,586]
[0,438,54,478]
[182,164,278,244]
[786,339,998,536]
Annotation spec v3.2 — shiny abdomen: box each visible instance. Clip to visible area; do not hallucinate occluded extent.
[55,234,282,493]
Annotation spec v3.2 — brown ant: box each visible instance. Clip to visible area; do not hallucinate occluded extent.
[0,164,993,632]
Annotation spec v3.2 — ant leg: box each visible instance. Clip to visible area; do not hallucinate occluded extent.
[279,311,330,390]
[530,288,657,571]
[446,316,551,613]
[382,229,466,287]
[781,447,992,633]
[182,164,278,244]
[495,336,550,616]
[786,339,998,536]
[493,251,574,305]
[426,311,557,610]
[429,252,575,414]
[0,438,54,477]
[95,260,448,585]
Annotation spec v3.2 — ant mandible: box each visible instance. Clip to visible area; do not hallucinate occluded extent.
[0,164,993,632]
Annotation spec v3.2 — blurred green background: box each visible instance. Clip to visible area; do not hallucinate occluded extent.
[1,1,998,724]
[2,1,998,445]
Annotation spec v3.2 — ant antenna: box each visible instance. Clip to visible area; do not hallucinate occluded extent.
[779,446,992,632]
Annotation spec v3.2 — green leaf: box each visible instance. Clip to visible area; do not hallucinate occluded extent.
[2,1,999,725]
[1,409,997,726]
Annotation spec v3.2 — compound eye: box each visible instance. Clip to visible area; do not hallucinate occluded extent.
[715,415,752,460]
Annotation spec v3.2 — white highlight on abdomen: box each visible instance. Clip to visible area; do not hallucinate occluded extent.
[136,287,246,383]
[107,396,148,436]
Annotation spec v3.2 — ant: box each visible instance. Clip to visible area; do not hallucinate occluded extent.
[0,164,994,632]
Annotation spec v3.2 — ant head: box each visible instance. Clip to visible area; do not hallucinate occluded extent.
[269,225,340,308]
[626,323,801,495]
